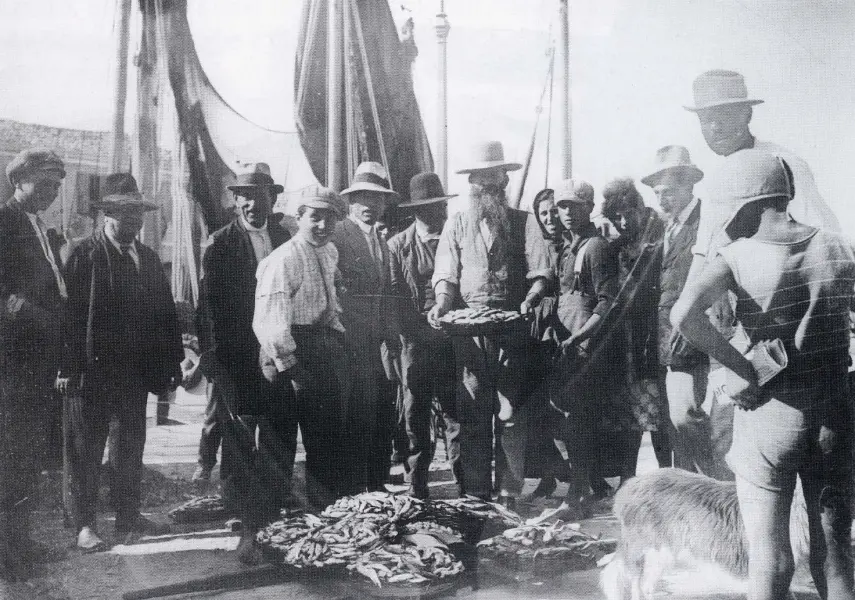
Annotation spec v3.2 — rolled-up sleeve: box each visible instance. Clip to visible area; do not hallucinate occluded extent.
[524,212,553,281]
[253,249,299,372]
[431,214,461,288]
[587,238,618,316]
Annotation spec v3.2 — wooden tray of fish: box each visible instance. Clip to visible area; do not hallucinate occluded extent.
[439,308,530,337]
[476,521,616,576]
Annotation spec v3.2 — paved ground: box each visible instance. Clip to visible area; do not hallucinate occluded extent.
[0,382,823,600]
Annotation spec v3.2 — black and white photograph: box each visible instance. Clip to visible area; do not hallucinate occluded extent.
[1,1,854,598]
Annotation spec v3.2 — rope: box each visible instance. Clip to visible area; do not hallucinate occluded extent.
[348,0,392,190]
[545,44,555,188]
[514,46,555,209]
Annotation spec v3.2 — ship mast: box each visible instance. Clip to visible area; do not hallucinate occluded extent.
[435,1,450,188]
[109,0,133,172]
[559,0,571,178]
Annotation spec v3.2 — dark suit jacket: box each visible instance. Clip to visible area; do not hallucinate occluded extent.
[201,217,290,415]
[388,222,439,342]
[61,231,183,394]
[332,217,399,341]
[0,199,65,370]
[657,200,707,368]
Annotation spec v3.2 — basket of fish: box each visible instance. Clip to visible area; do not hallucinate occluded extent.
[167,494,228,524]
[438,307,530,337]
[477,521,617,576]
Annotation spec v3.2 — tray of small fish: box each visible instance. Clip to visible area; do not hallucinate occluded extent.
[167,494,228,524]
[476,521,616,576]
[438,308,530,337]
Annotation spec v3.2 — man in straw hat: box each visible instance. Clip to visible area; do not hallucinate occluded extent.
[673,149,855,600]
[193,163,297,563]
[253,187,351,562]
[640,145,735,479]
[59,173,182,551]
[0,148,68,578]
[334,161,402,494]
[684,69,839,262]
[388,172,462,499]
[429,141,552,509]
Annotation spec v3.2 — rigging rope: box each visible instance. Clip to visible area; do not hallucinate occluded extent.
[514,45,555,209]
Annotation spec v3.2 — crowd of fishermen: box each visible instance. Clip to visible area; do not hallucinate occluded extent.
[1,69,854,600]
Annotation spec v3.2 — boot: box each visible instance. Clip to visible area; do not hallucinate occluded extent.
[236,525,262,566]
[0,511,30,581]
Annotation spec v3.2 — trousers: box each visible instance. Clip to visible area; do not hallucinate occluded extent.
[197,382,224,473]
[65,383,148,531]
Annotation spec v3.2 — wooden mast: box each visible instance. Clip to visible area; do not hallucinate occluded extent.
[435,1,450,188]
[326,0,345,191]
[109,0,133,172]
[560,0,571,178]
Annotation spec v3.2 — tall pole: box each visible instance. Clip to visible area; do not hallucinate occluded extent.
[560,0,571,178]
[110,0,133,173]
[435,1,450,188]
[327,0,345,191]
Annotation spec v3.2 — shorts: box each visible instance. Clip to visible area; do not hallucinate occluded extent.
[726,397,852,495]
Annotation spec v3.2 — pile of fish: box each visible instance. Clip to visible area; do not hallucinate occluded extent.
[440,307,524,326]
[167,494,227,524]
[258,492,475,587]
[477,521,616,573]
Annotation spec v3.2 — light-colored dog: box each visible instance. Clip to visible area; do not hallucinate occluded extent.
[600,468,808,600]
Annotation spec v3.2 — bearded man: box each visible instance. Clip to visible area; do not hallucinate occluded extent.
[429,141,552,509]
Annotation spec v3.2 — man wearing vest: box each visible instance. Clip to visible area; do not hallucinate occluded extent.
[548,178,620,518]
[388,173,462,499]
[429,141,552,510]
[59,173,183,551]
[333,162,402,493]
[0,149,68,579]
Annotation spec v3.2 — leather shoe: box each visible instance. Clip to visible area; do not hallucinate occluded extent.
[236,530,262,565]
[77,527,107,553]
[497,495,517,512]
[522,477,557,502]
[192,465,213,482]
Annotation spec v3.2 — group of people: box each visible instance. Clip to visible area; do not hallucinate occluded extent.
[0,67,853,600]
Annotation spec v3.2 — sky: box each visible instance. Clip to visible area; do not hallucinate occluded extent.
[0,0,854,225]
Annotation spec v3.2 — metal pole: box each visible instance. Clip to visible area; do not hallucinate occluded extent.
[435,2,450,188]
[560,0,571,178]
[110,0,133,173]
[326,0,345,191]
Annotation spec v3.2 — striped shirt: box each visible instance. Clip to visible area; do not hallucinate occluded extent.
[253,234,344,371]
[718,229,855,410]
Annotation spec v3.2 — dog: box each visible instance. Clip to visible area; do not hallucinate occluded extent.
[600,468,809,600]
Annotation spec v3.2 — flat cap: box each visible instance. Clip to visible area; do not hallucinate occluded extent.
[297,186,346,217]
[554,178,595,205]
[6,149,66,185]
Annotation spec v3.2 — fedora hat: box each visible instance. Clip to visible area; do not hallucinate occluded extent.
[340,162,399,199]
[455,141,522,175]
[6,148,66,185]
[93,173,158,212]
[554,178,595,205]
[683,70,764,112]
[227,162,284,194]
[398,172,457,208]
[709,149,793,235]
[296,186,347,217]
[640,145,704,187]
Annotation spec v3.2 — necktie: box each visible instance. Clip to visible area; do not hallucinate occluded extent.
[664,219,679,256]
[368,228,384,278]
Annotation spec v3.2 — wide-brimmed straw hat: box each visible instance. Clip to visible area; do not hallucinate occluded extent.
[93,173,158,212]
[227,162,284,194]
[398,172,457,208]
[554,178,595,205]
[340,162,400,199]
[641,145,704,187]
[683,70,764,112]
[6,148,66,185]
[455,141,521,175]
[709,149,793,234]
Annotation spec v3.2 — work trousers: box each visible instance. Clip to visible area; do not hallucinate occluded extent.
[345,334,397,494]
[666,364,734,480]
[400,332,460,495]
[292,326,350,507]
[197,382,224,473]
[452,333,528,499]
[65,383,148,531]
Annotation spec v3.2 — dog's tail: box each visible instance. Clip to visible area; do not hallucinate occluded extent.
[600,552,633,600]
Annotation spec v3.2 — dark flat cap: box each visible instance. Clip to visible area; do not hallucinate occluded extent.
[6,148,66,185]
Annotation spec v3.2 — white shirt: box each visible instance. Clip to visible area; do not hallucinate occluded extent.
[478,219,495,249]
[241,216,273,263]
[414,219,441,243]
[26,212,68,298]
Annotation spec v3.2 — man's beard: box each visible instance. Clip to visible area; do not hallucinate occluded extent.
[470,184,510,237]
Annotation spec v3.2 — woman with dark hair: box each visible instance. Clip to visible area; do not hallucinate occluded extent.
[599,177,672,482]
